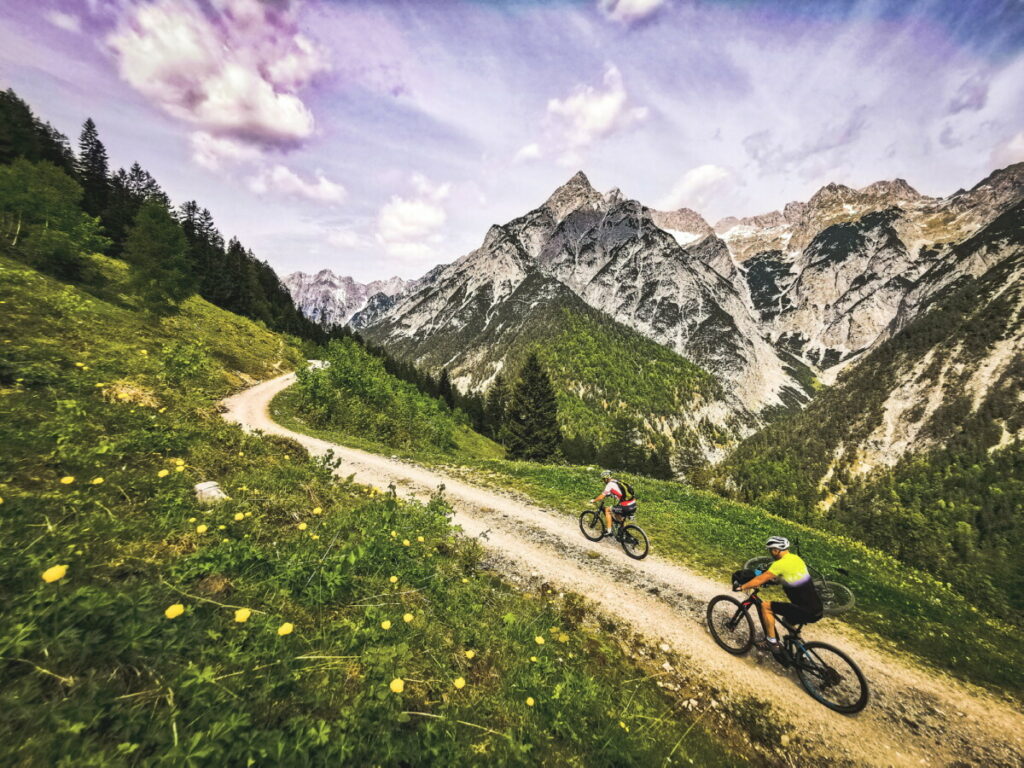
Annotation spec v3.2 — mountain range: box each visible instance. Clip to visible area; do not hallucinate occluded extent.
[287,163,1024,476]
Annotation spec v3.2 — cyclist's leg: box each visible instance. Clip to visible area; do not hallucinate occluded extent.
[760,600,778,640]
[604,505,614,533]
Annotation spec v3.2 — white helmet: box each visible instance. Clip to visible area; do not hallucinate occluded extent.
[600,469,613,479]
[766,536,790,551]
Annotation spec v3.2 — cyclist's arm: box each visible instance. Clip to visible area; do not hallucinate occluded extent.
[591,492,607,505]
[738,570,775,591]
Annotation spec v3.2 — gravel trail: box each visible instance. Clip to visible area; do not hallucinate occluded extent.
[222,371,1024,768]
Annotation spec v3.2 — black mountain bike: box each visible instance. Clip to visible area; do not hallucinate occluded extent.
[706,586,869,713]
[579,505,649,559]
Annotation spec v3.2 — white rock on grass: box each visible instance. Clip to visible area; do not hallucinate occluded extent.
[195,481,231,506]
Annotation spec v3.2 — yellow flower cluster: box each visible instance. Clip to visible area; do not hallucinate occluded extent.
[164,603,185,619]
[389,678,404,693]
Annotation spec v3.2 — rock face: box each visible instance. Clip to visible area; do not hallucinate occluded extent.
[361,172,813,431]
[282,270,410,329]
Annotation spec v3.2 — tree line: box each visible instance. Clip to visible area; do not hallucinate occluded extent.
[0,88,330,342]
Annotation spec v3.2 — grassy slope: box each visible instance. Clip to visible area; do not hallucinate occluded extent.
[0,253,747,766]
[274,384,1024,699]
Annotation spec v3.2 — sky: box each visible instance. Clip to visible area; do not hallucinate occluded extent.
[2,0,1023,281]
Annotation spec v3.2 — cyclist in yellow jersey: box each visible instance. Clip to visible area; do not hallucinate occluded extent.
[737,536,823,659]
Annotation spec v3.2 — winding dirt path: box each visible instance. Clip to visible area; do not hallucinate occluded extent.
[222,372,1024,767]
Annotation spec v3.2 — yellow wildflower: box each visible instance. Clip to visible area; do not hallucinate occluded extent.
[461,578,469,583]
[530,656,538,662]
[41,564,68,583]
[453,677,466,690]
[297,522,308,531]
[174,458,184,466]
[311,534,319,540]
[91,477,104,485]
[95,383,105,388]
[402,539,410,547]
[75,362,85,367]
[465,650,476,659]
[217,525,226,530]
[381,620,392,630]
[60,476,75,485]
[312,507,322,515]
[389,678,405,693]
[525,697,535,707]
[416,536,425,543]
[234,513,244,521]
[403,613,413,623]
[175,465,184,473]
[157,469,169,478]
[221,538,230,543]
[244,512,252,518]
[389,576,398,583]
[558,633,569,643]
[196,524,208,533]
[188,517,197,523]
[619,721,630,732]
[534,636,545,645]
[234,608,251,623]
[238,451,244,457]
[164,603,185,619]
[277,622,294,636]
[390,530,397,538]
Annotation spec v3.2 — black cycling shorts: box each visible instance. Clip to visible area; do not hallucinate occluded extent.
[612,503,636,517]
[770,602,822,625]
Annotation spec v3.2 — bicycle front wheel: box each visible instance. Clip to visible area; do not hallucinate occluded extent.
[706,595,754,654]
[619,524,649,559]
[795,641,869,713]
[579,510,605,542]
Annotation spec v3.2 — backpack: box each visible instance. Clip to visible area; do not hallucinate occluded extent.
[615,480,636,502]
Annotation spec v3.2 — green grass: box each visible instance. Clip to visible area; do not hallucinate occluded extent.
[0,253,749,766]
[274,388,1024,701]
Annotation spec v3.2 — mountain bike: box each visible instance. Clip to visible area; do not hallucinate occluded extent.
[743,551,855,615]
[579,505,649,559]
[706,585,869,713]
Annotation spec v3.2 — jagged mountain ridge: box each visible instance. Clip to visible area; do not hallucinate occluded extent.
[359,172,813,434]
[282,270,411,329]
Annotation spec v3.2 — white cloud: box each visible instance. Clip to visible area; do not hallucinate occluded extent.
[598,0,667,24]
[657,165,734,211]
[106,0,327,146]
[45,11,81,33]
[326,228,364,249]
[189,131,263,170]
[513,142,543,163]
[375,174,449,264]
[248,164,346,205]
[992,130,1024,168]
[545,64,648,165]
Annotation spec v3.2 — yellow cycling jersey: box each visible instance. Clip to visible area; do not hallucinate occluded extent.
[767,552,812,587]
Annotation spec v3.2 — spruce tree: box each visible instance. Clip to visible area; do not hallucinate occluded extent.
[484,373,510,440]
[123,200,193,313]
[76,118,110,217]
[504,353,562,460]
[438,367,455,409]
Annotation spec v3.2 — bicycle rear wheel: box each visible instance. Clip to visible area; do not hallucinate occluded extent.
[795,641,869,713]
[706,595,754,654]
[819,581,856,614]
[619,524,649,559]
[743,555,773,573]
[579,510,605,542]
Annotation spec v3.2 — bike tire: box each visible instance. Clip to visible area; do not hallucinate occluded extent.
[620,524,649,560]
[743,555,773,573]
[706,595,754,655]
[795,641,869,714]
[579,510,605,542]
[820,581,856,614]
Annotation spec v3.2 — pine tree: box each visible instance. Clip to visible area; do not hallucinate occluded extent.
[484,373,510,440]
[504,353,562,461]
[76,118,110,217]
[438,367,455,409]
[123,200,193,313]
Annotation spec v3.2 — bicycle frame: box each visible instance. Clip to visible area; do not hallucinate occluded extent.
[731,589,817,670]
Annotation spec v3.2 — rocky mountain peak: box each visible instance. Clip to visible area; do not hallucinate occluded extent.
[860,178,923,201]
[542,170,604,222]
[650,207,713,238]
[807,181,859,210]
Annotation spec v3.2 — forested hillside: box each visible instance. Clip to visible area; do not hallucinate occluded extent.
[0,88,326,343]
[712,201,1024,617]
